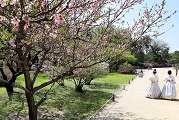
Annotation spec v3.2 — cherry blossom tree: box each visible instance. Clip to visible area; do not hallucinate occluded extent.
[0,0,176,119]
[68,62,110,92]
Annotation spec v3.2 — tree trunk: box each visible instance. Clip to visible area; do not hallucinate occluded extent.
[6,77,17,97]
[75,85,83,92]
[5,84,14,96]
[0,68,14,97]
[84,76,93,85]
[25,92,37,120]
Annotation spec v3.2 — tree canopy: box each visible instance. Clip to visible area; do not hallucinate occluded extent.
[0,0,176,119]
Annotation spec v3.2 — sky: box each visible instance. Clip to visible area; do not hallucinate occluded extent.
[156,0,179,53]
[121,0,179,53]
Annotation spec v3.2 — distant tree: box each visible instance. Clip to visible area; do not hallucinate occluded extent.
[145,39,170,63]
[130,35,152,67]
[109,51,137,72]
[131,35,152,55]
[135,49,145,64]
[70,62,109,92]
[170,51,179,65]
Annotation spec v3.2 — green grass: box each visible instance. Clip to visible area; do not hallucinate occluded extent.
[15,73,50,87]
[0,73,135,120]
[90,73,134,92]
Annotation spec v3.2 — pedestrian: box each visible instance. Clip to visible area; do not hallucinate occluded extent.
[176,68,178,77]
[161,70,176,100]
[145,69,161,99]
[138,69,143,78]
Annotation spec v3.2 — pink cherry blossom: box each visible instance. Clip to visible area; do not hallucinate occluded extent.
[126,0,131,6]
[38,0,45,9]
[0,16,5,21]
[69,8,75,13]
[11,43,16,48]
[21,39,31,45]
[22,14,29,21]
[49,33,57,39]
[82,6,87,12]
[0,0,7,7]
[54,14,65,25]
[24,21,30,30]
[69,3,74,8]
[67,48,72,53]
[10,0,19,5]
[80,23,85,29]
[11,18,20,26]
[132,22,137,29]
[138,0,143,4]
[25,2,34,12]
[111,0,116,2]
[22,14,30,29]
[90,4,95,10]
[118,44,121,48]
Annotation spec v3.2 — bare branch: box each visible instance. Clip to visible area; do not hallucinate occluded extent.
[36,82,55,108]
[12,83,30,93]
[33,70,73,93]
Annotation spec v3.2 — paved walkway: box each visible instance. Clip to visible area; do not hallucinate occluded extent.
[90,67,179,120]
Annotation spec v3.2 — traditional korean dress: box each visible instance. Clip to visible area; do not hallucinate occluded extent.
[138,70,143,78]
[161,75,176,100]
[145,74,161,98]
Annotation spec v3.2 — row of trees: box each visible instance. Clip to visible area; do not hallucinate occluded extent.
[131,35,178,68]
[108,34,178,72]
[0,0,176,119]
[170,51,179,66]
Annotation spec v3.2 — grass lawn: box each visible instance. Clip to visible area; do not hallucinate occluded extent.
[0,73,135,120]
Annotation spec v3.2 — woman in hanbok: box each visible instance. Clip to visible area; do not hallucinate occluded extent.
[161,70,176,100]
[145,69,161,98]
[138,69,143,78]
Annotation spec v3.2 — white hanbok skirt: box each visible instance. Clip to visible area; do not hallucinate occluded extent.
[161,81,176,100]
[145,82,161,98]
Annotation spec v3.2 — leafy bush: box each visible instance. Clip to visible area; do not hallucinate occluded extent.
[117,67,136,74]
[117,63,136,74]
[68,62,110,92]
[144,62,172,68]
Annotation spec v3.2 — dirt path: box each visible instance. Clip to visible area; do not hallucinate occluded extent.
[90,67,179,120]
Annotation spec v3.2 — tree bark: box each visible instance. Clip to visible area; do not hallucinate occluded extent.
[75,85,83,92]
[84,76,93,85]
[0,68,14,96]
[5,84,14,96]
[25,92,37,120]
[6,77,17,96]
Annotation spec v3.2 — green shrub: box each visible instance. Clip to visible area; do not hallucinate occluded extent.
[117,63,136,74]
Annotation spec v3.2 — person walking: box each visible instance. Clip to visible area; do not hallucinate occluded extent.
[138,69,143,78]
[161,70,176,100]
[176,69,178,77]
[145,69,161,99]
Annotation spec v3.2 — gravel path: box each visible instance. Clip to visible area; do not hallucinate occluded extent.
[90,67,179,120]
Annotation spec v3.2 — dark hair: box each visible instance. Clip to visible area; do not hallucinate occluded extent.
[168,70,172,75]
[153,69,157,74]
